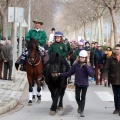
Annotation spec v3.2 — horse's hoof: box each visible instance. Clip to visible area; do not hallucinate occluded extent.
[28,100,32,106]
[32,95,36,102]
[37,99,41,103]
[57,107,63,110]
[50,110,56,115]
[32,98,36,102]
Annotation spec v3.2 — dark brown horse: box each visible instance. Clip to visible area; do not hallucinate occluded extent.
[26,39,44,105]
[45,53,67,115]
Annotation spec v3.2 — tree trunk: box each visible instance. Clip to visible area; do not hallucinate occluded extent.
[94,21,97,42]
[110,21,114,48]
[84,23,87,40]
[2,8,8,39]
[100,16,104,45]
[97,17,101,44]
[81,25,84,39]
[11,23,14,45]
[90,22,93,43]
[110,8,118,44]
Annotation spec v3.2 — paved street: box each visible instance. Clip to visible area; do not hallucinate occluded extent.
[0,73,120,120]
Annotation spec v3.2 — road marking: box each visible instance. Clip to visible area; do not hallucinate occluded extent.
[95,91,114,101]
[39,91,114,102]
[41,91,52,101]
[66,91,75,101]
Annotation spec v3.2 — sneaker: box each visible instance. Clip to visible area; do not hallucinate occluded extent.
[113,109,119,114]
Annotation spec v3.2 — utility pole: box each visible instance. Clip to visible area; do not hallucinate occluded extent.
[28,0,31,31]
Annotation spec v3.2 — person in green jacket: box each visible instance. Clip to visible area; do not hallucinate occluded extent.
[15,19,47,71]
[25,19,47,47]
[48,31,72,83]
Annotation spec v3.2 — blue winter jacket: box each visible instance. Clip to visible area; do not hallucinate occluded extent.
[60,62,94,86]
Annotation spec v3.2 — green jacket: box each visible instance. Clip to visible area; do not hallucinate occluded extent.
[49,43,68,58]
[72,49,80,60]
[25,29,47,47]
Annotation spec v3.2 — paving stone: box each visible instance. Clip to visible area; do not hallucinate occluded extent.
[0,71,27,114]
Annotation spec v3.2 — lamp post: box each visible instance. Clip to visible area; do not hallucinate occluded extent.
[28,0,31,31]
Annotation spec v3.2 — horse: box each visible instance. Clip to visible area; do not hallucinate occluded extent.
[25,39,44,105]
[45,53,67,115]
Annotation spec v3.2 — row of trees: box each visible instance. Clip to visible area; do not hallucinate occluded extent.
[0,0,120,47]
[55,0,120,47]
[0,0,57,42]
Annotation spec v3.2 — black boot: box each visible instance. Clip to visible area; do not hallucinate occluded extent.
[80,100,85,117]
[15,63,19,70]
[20,65,26,71]
[77,101,81,113]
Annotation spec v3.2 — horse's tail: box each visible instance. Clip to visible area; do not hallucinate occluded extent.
[15,55,22,70]
[38,76,46,89]
[40,81,45,89]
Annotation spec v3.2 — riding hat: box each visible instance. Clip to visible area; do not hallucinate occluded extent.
[54,31,64,37]
[78,41,84,46]
[79,50,88,57]
[33,19,43,25]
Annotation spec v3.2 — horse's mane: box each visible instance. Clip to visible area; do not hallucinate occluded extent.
[49,53,64,64]
[27,39,39,51]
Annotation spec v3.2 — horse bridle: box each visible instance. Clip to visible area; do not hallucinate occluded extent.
[51,62,61,77]
[27,53,41,66]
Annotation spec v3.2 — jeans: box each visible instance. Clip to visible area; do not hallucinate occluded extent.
[112,85,120,110]
[95,64,103,84]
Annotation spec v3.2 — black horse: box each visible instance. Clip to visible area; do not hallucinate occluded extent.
[45,53,67,115]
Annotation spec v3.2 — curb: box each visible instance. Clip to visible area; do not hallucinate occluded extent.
[0,99,18,114]
[0,71,27,115]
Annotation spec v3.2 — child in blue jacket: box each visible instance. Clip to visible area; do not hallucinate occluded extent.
[58,50,94,117]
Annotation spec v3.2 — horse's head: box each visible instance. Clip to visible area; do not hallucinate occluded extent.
[49,53,64,79]
[27,39,40,64]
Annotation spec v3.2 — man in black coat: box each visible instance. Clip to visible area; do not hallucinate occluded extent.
[104,44,120,115]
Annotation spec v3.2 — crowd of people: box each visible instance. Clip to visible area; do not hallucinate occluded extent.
[0,17,120,117]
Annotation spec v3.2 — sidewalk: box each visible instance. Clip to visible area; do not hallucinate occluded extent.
[0,71,27,114]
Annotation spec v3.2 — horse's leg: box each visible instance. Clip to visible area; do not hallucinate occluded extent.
[32,80,36,101]
[28,83,33,106]
[36,80,41,103]
[50,91,59,115]
[57,88,66,110]
[28,76,34,106]
[58,80,67,110]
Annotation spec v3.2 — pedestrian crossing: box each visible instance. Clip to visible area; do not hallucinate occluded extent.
[31,91,114,102]
[95,91,114,101]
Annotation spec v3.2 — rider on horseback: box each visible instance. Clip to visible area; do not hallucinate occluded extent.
[15,19,47,71]
[48,31,71,83]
